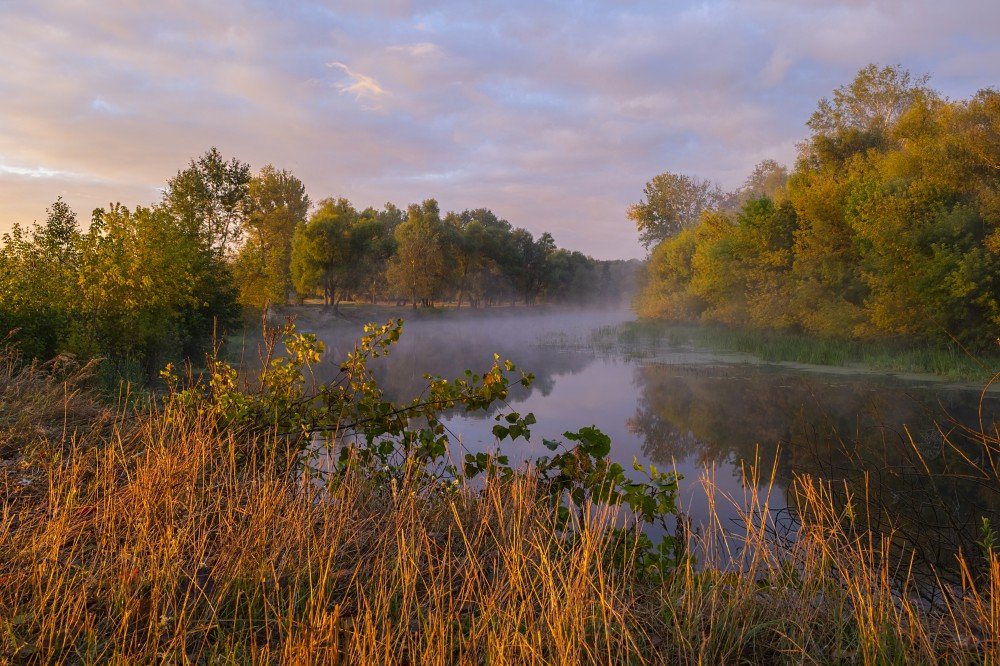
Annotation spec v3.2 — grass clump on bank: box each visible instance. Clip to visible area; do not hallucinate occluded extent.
[590,320,997,382]
[2,321,1000,663]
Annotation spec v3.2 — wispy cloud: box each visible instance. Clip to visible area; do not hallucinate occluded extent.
[327,61,388,108]
[0,160,99,181]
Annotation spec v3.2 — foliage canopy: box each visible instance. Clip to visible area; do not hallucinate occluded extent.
[634,64,1000,350]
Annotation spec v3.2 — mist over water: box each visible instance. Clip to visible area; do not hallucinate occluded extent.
[293,306,1000,564]
[306,307,628,398]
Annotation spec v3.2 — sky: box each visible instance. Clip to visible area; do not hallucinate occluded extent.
[0,1,998,259]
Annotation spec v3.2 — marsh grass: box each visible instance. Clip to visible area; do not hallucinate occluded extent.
[586,321,997,382]
[2,350,1000,663]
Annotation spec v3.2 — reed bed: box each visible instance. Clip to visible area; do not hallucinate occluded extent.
[587,322,995,382]
[1,354,999,664]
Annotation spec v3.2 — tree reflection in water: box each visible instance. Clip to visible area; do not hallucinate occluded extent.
[628,362,1000,581]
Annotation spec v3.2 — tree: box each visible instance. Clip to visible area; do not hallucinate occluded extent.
[543,248,596,303]
[634,227,700,320]
[77,203,237,370]
[953,89,1000,174]
[510,230,556,305]
[348,206,397,304]
[234,165,310,308]
[803,64,935,168]
[472,213,517,307]
[633,64,1000,349]
[0,199,82,358]
[731,197,797,328]
[163,147,252,256]
[386,200,446,308]
[628,172,724,249]
[442,209,510,308]
[808,64,932,137]
[736,160,788,204]
[0,196,238,374]
[290,198,358,310]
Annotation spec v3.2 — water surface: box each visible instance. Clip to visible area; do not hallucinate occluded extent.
[298,307,1000,570]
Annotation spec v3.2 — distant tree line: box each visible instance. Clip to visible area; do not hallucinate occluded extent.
[291,198,635,311]
[0,150,635,375]
[633,64,1000,351]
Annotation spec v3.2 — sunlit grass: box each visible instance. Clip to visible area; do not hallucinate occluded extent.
[2,348,999,663]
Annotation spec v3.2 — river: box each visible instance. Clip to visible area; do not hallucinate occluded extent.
[290,306,1000,574]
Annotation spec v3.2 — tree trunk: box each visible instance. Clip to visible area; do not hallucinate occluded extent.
[456,263,469,309]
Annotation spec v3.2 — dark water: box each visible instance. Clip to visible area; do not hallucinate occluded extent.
[302,308,1000,570]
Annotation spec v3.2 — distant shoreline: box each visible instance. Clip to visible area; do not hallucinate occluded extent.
[588,319,1000,386]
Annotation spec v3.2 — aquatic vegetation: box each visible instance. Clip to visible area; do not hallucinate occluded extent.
[588,321,998,383]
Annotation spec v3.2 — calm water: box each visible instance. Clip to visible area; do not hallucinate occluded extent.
[302,308,1000,568]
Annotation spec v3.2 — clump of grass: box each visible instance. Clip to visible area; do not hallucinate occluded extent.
[601,321,997,382]
[0,340,103,459]
[696,452,1000,663]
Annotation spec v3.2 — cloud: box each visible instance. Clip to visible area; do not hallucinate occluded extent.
[0,163,68,179]
[0,157,105,182]
[387,42,440,57]
[0,0,997,258]
[327,61,389,108]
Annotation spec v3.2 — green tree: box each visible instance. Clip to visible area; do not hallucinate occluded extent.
[628,172,724,249]
[342,208,393,305]
[509,229,556,305]
[803,64,935,169]
[163,147,252,256]
[76,203,236,373]
[234,165,310,309]
[0,194,235,375]
[290,198,358,310]
[386,200,446,308]
[473,213,518,307]
[442,209,510,308]
[543,248,596,303]
[0,199,81,357]
[736,198,798,328]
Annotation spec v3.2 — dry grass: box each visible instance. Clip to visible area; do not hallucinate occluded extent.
[662,460,1000,664]
[1,402,651,663]
[0,343,102,459]
[1,354,999,664]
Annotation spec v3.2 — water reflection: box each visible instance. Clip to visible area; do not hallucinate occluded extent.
[298,309,1000,575]
[628,362,1000,574]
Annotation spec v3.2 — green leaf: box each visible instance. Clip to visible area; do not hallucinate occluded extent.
[564,426,611,458]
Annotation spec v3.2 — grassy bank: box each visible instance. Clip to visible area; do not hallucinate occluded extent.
[589,320,999,383]
[2,333,1000,663]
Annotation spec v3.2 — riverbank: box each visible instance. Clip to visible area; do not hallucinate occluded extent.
[586,320,1000,385]
[3,329,999,663]
[269,301,622,326]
